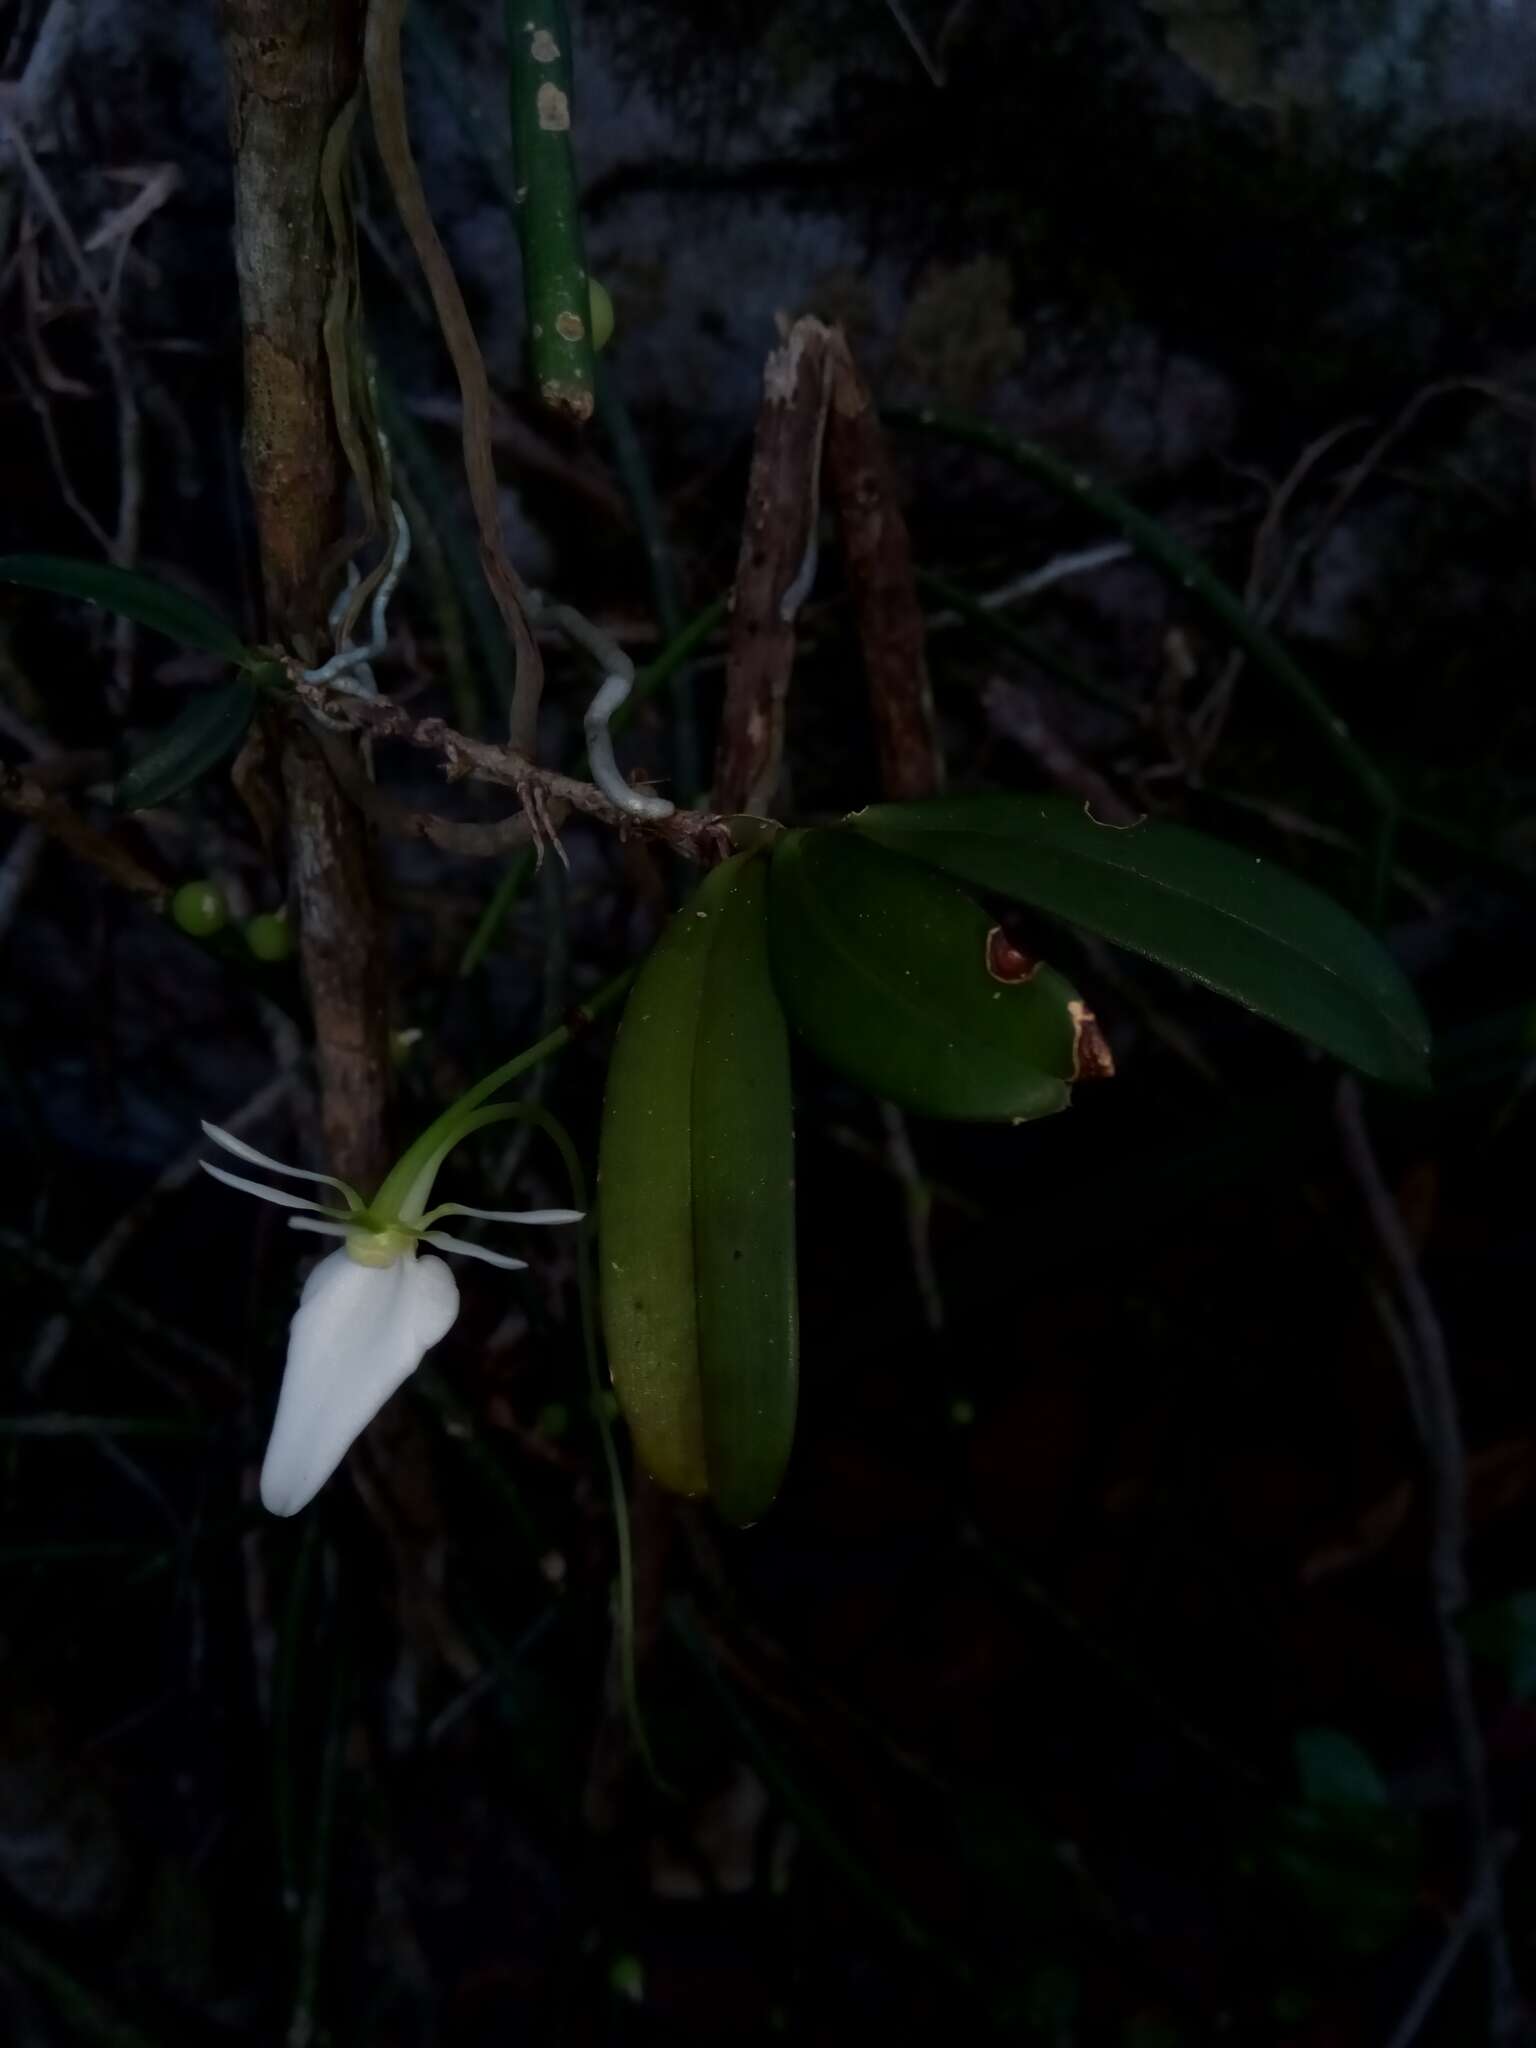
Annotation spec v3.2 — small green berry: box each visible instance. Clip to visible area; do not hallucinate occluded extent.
[608,1954,643,2003]
[172,880,228,938]
[589,277,614,352]
[243,910,294,963]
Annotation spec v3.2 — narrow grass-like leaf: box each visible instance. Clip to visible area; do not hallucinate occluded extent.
[115,677,258,811]
[0,554,253,662]
[851,795,1431,1089]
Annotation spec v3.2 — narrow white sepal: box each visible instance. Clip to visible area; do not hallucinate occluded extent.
[259,1250,459,1517]
[420,1231,529,1270]
[287,1218,351,1239]
[422,1203,583,1226]
[201,1122,363,1210]
[201,1160,342,1215]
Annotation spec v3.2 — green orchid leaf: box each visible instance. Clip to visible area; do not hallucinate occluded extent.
[768,827,1108,1123]
[115,678,259,811]
[598,852,798,1523]
[850,795,1430,1090]
[1294,1727,1390,1811]
[690,854,797,1526]
[0,554,254,664]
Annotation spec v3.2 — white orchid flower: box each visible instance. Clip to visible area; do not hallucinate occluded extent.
[201,1100,580,1517]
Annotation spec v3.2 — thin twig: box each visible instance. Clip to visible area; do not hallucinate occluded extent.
[0,820,45,937]
[0,759,168,902]
[1386,1835,1520,2048]
[1335,1077,1526,2047]
[982,675,1134,823]
[3,114,143,701]
[1190,416,1371,764]
[923,540,1133,629]
[312,724,537,856]
[877,1100,944,1333]
[364,0,545,754]
[294,684,724,861]
[0,0,81,151]
[25,1069,299,1388]
[0,1225,240,1383]
[883,0,945,85]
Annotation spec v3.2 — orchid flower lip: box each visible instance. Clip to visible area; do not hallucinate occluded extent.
[202,1090,588,1515]
[259,1249,457,1517]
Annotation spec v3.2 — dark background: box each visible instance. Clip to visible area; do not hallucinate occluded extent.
[2,1,1536,2042]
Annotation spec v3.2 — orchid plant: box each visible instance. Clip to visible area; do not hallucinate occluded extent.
[202,1073,580,1517]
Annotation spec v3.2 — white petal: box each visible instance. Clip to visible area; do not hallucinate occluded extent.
[201,1122,362,1209]
[201,1160,338,1215]
[422,1203,583,1226]
[420,1231,529,1270]
[259,1251,459,1516]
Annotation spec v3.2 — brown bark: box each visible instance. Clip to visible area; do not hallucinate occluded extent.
[712,317,834,815]
[823,332,943,801]
[222,0,391,1191]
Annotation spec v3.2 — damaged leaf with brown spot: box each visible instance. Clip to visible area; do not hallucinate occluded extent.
[851,794,1431,1090]
[767,828,1099,1122]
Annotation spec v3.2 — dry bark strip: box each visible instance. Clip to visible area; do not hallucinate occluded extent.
[222,0,392,1192]
[712,316,835,815]
[0,763,166,904]
[823,330,943,800]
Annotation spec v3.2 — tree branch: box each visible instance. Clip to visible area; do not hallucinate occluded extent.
[294,686,724,863]
[823,329,942,799]
[222,0,393,1193]
[713,316,835,814]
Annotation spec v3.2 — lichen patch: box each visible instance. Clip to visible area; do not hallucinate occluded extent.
[536,82,570,131]
[529,28,560,61]
[555,309,586,341]
[539,376,595,422]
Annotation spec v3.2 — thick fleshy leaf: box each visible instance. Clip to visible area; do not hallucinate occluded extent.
[690,855,797,1527]
[768,827,1102,1122]
[849,795,1431,1090]
[115,677,258,810]
[260,1250,458,1516]
[598,865,720,1501]
[598,851,799,1521]
[0,554,253,662]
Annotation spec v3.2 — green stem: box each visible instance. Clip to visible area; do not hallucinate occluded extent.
[462,1099,669,1789]
[596,358,701,801]
[505,0,596,423]
[457,848,534,977]
[371,965,634,1218]
[614,591,728,738]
